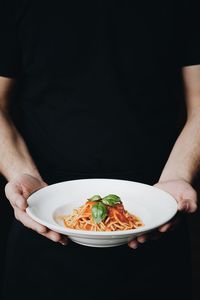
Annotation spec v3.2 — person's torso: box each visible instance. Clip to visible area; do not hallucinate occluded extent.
[12,0,185,179]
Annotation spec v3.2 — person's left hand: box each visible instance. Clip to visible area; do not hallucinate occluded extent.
[128,179,198,249]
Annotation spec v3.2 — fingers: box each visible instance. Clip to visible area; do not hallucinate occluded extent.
[14,207,47,233]
[14,207,68,244]
[6,181,68,245]
[56,235,68,245]
[128,181,198,250]
[159,214,181,232]
[177,185,197,213]
[128,225,172,249]
[178,199,189,212]
[137,235,147,243]
[128,239,139,249]
[178,198,197,213]
[129,213,183,249]
[5,175,47,210]
[154,180,198,214]
[159,222,172,232]
[128,233,155,249]
[41,231,68,245]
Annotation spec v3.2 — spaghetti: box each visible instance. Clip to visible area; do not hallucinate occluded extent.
[59,195,144,231]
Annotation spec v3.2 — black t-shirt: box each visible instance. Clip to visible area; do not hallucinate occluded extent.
[0,0,200,181]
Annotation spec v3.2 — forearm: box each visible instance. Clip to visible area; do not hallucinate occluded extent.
[159,109,200,183]
[0,109,41,181]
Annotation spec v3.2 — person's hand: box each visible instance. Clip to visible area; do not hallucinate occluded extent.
[128,179,197,249]
[5,173,68,245]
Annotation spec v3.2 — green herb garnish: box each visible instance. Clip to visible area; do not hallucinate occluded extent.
[88,194,122,223]
[87,195,102,201]
[101,194,121,206]
[91,202,108,224]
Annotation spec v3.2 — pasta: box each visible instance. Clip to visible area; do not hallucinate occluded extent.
[58,194,144,231]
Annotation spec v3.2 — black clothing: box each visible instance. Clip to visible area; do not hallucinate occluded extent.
[0,0,199,178]
[0,0,199,299]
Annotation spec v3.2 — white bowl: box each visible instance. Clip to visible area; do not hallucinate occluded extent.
[26,178,177,248]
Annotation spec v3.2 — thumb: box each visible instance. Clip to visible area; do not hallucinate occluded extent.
[5,182,27,210]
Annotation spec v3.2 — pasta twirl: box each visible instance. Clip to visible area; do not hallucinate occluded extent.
[58,194,144,232]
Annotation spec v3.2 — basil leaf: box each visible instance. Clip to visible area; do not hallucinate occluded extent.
[92,202,107,224]
[102,194,121,206]
[87,195,102,201]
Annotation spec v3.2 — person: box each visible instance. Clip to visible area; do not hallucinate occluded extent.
[0,0,199,299]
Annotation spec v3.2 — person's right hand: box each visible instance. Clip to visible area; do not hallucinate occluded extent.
[5,173,68,245]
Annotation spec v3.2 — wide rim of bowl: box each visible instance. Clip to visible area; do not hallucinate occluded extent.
[26,178,178,236]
